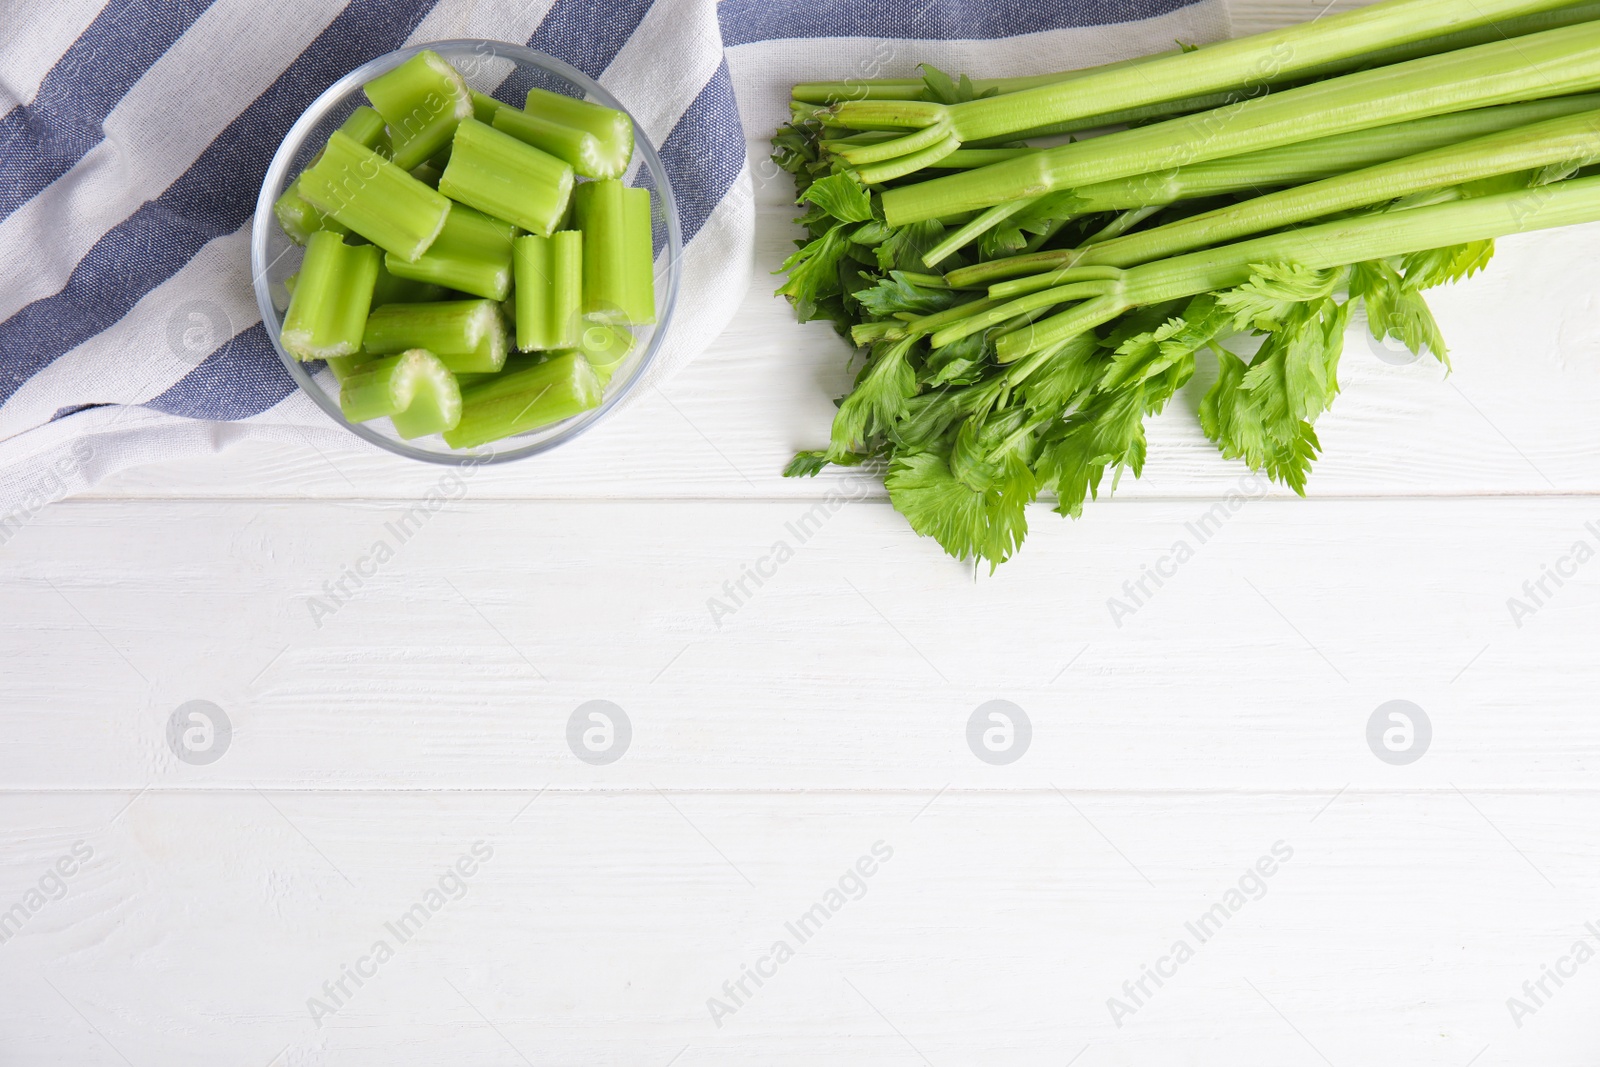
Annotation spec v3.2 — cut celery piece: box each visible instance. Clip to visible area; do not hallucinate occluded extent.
[512,231,582,351]
[363,299,507,374]
[574,322,634,386]
[493,107,612,180]
[470,90,503,124]
[623,186,656,325]
[439,118,573,236]
[384,204,515,301]
[524,85,633,177]
[297,131,452,261]
[339,105,391,155]
[280,231,381,361]
[410,160,443,188]
[363,49,473,170]
[339,348,462,438]
[372,259,450,306]
[443,350,601,448]
[325,354,368,381]
[574,180,655,325]
[274,179,350,245]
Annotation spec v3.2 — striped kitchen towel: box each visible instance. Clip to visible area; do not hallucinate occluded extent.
[0,0,1229,521]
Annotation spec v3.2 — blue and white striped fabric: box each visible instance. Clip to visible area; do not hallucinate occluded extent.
[0,0,1228,514]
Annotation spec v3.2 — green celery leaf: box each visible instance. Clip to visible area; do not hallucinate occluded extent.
[776,223,852,306]
[828,337,918,457]
[876,219,947,273]
[1036,387,1147,519]
[1400,239,1495,290]
[1216,262,1341,332]
[856,271,960,318]
[799,172,875,225]
[885,449,1032,571]
[784,451,831,478]
[1016,330,1103,415]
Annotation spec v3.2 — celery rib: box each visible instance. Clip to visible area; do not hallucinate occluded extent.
[513,231,583,351]
[885,21,1600,225]
[297,131,452,261]
[363,299,508,374]
[384,203,516,301]
[439,118,574,236]
[281,231,381,361]
[364,49,473,170]
[574,180,656,325]
[442,351,603,448]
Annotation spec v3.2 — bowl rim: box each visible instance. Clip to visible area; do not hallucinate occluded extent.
[250,38,683,467]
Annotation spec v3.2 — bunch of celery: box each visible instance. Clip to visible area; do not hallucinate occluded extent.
[274,50,654,447]
[775,0,1600,569]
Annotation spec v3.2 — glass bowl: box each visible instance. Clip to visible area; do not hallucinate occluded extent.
[251,39,682,465]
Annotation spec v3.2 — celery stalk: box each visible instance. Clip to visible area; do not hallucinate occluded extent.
[297,131,452,261]
[1062,109,1600,273]
[339,105,391,154]
[363,299,507,373]
[573,323,635,386]
[493,106,618,179]
[442,350,602,448]
[574,180,655,324]
[945,94,1600,286]
[363,49,473,170]
[274,106,396,245]
[524,85,633,177]
[281,231,381,361]
[884,21,1600,225]
[325,354,368,381]
[372,259,449,305]
[512,231,583,351]
[383,203,516,300]
[992,173,1600,361]
[837,0,1586,171]
[273,180,350,245]
[339,348,462,438]
[623,188,655,324]
[439,118,574,236]
[470,90,503,124]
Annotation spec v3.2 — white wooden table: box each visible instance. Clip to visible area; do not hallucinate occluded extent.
[5,2,1600,1062]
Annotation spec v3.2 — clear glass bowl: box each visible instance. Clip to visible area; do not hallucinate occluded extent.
[251,39,682,465]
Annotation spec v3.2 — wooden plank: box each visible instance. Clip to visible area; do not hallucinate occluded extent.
[1,789,1595,1065]
[3,495,1595,789]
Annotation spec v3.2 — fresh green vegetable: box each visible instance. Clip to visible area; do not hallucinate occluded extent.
[574,322,636,385]
[363,49,473,170]
[363,299,508,374]
[524,85,634,178]
[276,52,653,449]
[830,0,1587,175]
[443,350,603,448]
[272,108,393,244]
[280,231,381,361]
[985,109,1600,286]
[383,202,516,300]
[493,106,617,180]
[932,93,1600,269]
[297,130,453,261]
[772,3,1600,568]
[882,21,1600,224]
[372,258,450,306]
[439,118,574,236]
[574,179,656,324]
[512,231,583,351]
[339,348,462,439]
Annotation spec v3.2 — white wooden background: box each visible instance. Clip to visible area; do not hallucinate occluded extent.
[6,1,1600,1063]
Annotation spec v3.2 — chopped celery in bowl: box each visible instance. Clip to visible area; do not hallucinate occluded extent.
[251,39,682,466]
